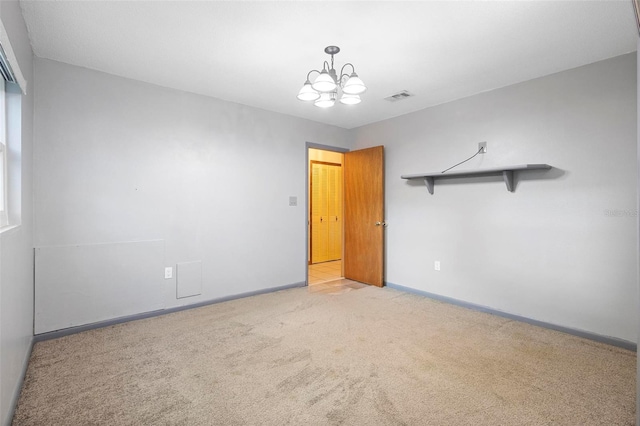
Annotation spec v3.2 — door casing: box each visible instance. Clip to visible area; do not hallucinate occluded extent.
[305,143,385,287]
[305,143,349,281]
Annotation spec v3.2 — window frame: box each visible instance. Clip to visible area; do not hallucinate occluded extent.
[0,21,26,232]
[0,80,7,228]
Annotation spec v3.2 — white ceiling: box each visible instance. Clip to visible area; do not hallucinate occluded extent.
[19,1,638,129]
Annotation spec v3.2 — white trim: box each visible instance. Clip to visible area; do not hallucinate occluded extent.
[0,145,7,228]
[0,19,26,94]
[0,224,20,235]
[0,81,7,228]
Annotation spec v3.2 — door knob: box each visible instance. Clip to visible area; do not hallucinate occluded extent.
[375,221,388,227]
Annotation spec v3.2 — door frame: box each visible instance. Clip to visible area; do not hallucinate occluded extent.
[305,142,349,286]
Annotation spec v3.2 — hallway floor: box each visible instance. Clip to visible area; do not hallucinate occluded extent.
[308,260,342,285]
[308,278,367,295]
[308,260,367,295]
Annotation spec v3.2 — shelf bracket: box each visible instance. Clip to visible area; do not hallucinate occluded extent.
[424,176,434,195]
[503,170,514,192]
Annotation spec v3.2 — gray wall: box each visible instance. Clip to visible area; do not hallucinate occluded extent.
[33,58,353,332]
[354,53,637,343]
[34,54,638,342]
[12,22,640,422]
[0,1,34,425]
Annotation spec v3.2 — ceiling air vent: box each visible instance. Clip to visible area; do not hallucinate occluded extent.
[384,90,414,102]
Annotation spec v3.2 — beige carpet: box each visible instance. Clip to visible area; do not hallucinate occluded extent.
[13,284,636,425]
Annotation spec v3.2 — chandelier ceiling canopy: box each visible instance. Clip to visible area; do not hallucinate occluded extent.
[297,46,367,108]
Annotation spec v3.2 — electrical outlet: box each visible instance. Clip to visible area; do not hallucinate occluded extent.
[434,261,441,271]
[164,267,173,279]
[289,196,297,207]
[478,141,487,154]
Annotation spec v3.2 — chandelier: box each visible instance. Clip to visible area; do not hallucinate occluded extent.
[297,46,367,108]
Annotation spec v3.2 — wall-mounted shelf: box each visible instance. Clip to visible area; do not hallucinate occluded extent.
[401,164,552,194]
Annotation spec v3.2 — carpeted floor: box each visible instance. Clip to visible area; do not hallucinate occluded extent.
[13,283,636,425]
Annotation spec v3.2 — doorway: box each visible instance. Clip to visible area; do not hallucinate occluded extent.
[305,143,386,289]
[308,148,344,285]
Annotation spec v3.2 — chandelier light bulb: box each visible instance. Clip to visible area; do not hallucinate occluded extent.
[339,93,361,105]
[342,72,367,95]
[297,80,320,101]
[312,70,338,93]
[314,91,336,108]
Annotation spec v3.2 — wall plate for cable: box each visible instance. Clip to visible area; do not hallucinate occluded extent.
[478,142,487,154]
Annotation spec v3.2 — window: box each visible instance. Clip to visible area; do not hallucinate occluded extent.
[0,26,26,230]
[0,79,6,227]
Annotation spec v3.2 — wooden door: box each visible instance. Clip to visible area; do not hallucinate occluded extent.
[344,146,385,287]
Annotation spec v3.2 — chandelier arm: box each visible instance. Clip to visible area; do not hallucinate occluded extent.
[306,70,322,81]
[339,63,356,79]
